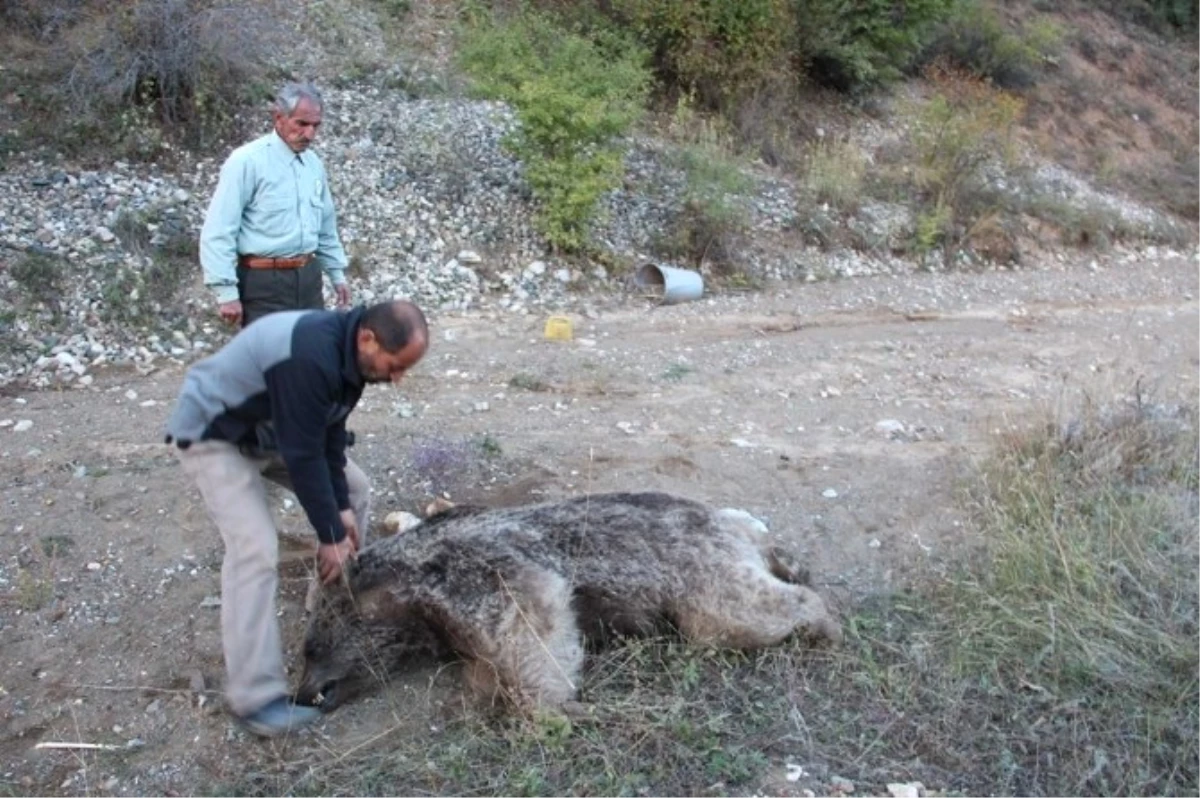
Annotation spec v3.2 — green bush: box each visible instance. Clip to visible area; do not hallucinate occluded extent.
[110,209,196,314]
[1093,0,1198,34]
[904,73,1024,266]
[458,11,649,253]
[653,98,752,272]
[9,251,68,316]
[610,0,791,108]
[922,1,1063,89]
[1148,0,1198,30]
[792,0,957,91]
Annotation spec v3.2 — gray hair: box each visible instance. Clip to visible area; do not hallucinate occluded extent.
[275,82,324,116]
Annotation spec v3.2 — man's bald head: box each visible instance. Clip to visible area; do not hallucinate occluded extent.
[355,300,429,385]
[360,300,428,353]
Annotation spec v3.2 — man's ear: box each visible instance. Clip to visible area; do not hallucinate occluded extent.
[356,327,378,353]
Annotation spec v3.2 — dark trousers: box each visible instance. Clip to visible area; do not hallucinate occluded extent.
[238,258,324,327]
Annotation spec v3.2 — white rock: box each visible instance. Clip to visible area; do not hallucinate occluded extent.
[887,783,924,798]
[55,351,80,369]
[875,419,906,435]
[86,562,102,571]
[13,420,33,433]
[0,419,12,428]
[473,401,490,412]
[457,249,482,264]
[822,488,838,499]
[383,511,422,534]
[554,268,572,283]
[525,260,547,276]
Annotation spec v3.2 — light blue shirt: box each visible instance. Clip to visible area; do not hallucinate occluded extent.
[199,132,348,304]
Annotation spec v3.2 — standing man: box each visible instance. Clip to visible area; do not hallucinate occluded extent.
[165,300,429,737]
[200,82,352,328]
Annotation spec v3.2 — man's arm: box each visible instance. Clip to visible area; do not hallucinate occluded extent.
[199,154,255,305]
[265,358,348,544]
[325,422,351,513]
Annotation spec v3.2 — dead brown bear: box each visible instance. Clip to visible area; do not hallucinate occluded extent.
[297,492,841,713]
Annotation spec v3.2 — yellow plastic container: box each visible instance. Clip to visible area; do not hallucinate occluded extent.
[543,315,574,342]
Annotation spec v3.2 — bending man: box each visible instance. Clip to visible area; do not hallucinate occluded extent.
[165,300,428,736]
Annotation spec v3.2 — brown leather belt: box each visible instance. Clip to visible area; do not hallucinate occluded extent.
[238,253,314,270]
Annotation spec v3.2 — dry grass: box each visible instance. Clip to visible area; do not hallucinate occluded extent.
[802,138,867,213]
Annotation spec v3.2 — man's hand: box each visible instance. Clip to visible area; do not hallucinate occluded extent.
[339,509,361,551]
[218,299,243,326]
[315,510,361,585]
[317,538,356,585]
[334,283,351,308]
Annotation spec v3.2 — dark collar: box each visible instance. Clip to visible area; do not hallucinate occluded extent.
[341,306,368,388]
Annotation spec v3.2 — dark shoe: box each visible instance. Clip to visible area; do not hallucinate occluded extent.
[237,696,322,738]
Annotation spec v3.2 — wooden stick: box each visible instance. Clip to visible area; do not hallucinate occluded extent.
[35,742,122,752]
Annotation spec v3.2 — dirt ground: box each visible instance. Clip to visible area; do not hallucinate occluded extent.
[0,250,1196,795]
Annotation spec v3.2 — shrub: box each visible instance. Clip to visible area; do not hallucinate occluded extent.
[1093,0,1198,34]
[792,0,957,92]
[61,0,279,151]
[100,209,196,323]
[904,68,1024,266]
[1,0,84,40]
[922,1,1063,90]
[1154,0,1198,30]
[9,251,68,316]
[458,10,649,253]
[654,97,752,272]
[610,0,791,109]
[1122,150,1200,223]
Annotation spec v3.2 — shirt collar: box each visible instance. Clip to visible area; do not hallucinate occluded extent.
[270,131,308,166]
[341,305,368,387]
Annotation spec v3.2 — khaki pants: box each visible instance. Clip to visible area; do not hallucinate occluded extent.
[178,440,370,715]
